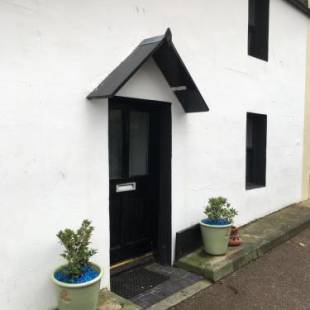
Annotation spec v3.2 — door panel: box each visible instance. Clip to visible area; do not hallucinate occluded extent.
[109,100,160,265]
[110,198,122,249]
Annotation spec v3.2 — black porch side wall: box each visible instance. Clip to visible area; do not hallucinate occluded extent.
[157,105,172,265]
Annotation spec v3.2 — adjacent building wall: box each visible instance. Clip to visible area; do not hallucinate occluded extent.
[0,0,308,309]
[302,1,310,199]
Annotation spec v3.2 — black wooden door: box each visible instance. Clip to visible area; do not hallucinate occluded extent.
[109,98,160,265]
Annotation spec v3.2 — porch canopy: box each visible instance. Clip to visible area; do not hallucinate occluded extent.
[87,28,209,113]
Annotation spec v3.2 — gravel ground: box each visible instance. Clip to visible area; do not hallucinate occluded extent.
[171,227,310,310]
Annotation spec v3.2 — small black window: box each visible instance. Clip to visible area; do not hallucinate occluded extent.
[246,113,267,189]
[248,0,270,61]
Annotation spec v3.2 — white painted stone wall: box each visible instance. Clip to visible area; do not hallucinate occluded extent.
[0,0,308,309]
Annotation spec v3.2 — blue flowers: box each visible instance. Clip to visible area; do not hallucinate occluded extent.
[202,218,230,225]
[55,265,99,284]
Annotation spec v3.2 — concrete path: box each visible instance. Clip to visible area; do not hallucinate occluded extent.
[171,226,310,310]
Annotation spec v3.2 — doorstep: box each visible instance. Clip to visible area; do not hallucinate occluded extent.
[96,280,211,310]
[97,263,210,310]
[175,200,310,282]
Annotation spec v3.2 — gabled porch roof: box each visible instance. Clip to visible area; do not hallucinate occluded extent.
[87,28,209,113]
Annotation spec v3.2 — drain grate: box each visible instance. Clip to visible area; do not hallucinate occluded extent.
[111,267,169,299]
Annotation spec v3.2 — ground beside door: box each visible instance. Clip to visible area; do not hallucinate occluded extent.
[111,264,204,308]
[171,226,310,310]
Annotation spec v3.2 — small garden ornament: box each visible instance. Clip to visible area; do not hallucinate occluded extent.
[200,197,238,255]
[52,219,103,310]
[229,226,242,246]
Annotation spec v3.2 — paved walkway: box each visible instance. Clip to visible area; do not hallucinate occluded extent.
[172,226,310,310]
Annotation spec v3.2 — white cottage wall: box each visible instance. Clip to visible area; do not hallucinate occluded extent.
[0,0,308,309]
[117,1,308,259]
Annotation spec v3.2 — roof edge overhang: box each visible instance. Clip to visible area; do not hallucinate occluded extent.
[284,0,310,16]
[87,28,209,113]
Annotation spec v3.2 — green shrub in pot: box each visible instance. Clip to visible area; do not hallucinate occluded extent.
[52,220,103,310]
[200,197,237,255]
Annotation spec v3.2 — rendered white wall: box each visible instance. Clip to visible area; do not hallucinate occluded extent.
[0,1,112,309]
[117,0,308,258]
[0,0,308,309]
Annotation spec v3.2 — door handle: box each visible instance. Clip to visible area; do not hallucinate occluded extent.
[116,182,136,192]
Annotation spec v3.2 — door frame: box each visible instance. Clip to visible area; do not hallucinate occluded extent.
[108,96,172,266]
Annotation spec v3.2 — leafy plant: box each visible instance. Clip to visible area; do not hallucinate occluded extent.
[57,219,97,279]
[204,197,237,223]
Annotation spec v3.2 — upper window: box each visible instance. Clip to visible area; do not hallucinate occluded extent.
[248,0,270,61]
[246,113,267,190]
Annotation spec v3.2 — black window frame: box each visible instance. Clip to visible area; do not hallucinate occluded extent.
[246,112,267,190]
[248,0,270,62]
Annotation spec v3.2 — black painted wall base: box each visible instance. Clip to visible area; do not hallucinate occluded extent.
[175,223,202,261]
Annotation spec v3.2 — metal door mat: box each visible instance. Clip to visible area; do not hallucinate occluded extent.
[111,267,169,299]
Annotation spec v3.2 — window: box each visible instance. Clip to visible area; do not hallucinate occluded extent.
[109,107,150,180]
[246,113,267,189]
[109,109,123,179]
[248,0,270,61]
[129,111,150,177]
